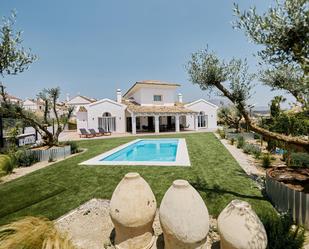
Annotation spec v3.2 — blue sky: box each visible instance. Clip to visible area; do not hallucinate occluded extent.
[1,0,292,107]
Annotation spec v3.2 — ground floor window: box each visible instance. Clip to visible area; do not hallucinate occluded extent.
[198,112,207,128]
[98,116,116,132]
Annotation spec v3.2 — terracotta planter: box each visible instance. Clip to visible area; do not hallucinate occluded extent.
[110,172,157,249]
[159,179,209,249]
[218,200,267,249]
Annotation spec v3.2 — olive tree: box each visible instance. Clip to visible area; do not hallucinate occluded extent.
[187,0,309,151]
[0,86,73,146]
[0,12,36,77]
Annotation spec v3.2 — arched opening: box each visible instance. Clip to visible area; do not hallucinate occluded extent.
[198,111,207,128]
[98,112,116,132]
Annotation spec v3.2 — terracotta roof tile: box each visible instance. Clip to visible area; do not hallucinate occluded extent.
[122,99,197,114]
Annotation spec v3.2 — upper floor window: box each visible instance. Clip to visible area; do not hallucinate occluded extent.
[153,95,162,102]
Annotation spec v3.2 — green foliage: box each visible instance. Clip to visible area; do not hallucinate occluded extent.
[253,133,259,139]
[270,96,286,118]
[267,140,277,153]
[14,149,38,167]
[218,129,226,139]
[230,138,235,145]
[234,0,309,108]
[0,11,37,77]
[243,143,262,158]
[261,212,305,249]
[61,141,80,154]
[236,135,245,148]
[0,154,15,174]
[187,50,254,106]
[290,152,309,168]
[270,111,309,137]
[218,106,243,132]
[262,153,272,168]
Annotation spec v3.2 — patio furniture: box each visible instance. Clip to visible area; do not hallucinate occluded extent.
[98,127,112,136]
[79,128,94,138]
[89,128,103,137]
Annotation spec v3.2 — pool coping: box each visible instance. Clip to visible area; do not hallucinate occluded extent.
[79,138,191,167]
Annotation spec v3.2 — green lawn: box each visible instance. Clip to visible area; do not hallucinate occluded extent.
[0,132,275,225]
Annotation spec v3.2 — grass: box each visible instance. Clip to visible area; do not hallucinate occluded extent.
[0,133,275,225]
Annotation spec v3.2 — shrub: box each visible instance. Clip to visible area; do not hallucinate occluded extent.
[267,139,277,152]
[290,152,309,168]
[218,129,226,139]
[236,135,245,148]
[0,216,76,249]
[253,133,261,139]
[61,141,80,154]
[0,154,15,174]
[261,212,305,249]
[230,138,235,145]
[262,153,272,168]
[243,143,262,158]
[14,149,38,167]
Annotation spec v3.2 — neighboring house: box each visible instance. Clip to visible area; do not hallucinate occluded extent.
[66,95,97,116]
[23,98,45,112]
[0,94,22,104]
[76,80,218,134]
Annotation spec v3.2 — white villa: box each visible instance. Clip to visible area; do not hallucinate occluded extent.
[66,95,97,116]
[76,80,218,135]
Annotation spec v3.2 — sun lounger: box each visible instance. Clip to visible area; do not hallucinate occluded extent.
[89,128,103,137]
[98,127,111,136]
[79,128,94,138]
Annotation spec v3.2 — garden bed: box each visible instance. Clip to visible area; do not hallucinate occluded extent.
[266,168,309,229]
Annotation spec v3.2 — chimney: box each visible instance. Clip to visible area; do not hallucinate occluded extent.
[117,89,122,103]
[178,93,183,103]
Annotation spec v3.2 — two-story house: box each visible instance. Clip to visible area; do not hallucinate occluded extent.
[76,80,218,134]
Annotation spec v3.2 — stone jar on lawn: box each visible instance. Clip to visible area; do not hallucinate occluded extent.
[159,179,209,249]
[109,172,157,249]
[217,199,267,249]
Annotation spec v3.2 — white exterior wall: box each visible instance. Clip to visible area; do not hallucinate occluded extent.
[85,100,126,133]
[76,112,88,130]
[185,100,218,129]
[132,87,176,106]
[23,99,38,111]
[67,96,93,116]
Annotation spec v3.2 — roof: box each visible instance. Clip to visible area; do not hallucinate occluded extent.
[78,106,87,112]
[123,99,197,114]
[185,99,218,109]
[67,95,97,104]
[123,80,181,98]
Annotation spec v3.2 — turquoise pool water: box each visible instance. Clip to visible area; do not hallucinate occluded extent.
[101,139,179,162]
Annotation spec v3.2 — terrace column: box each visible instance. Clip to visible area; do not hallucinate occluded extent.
[132,115,136,135]
[155,115,160,134]
[194,114,199,131]
[175,114,180,132]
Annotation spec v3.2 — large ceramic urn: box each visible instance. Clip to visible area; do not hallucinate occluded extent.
[159,179,209,249]
[217,200,267,249]
[109,172,157,249]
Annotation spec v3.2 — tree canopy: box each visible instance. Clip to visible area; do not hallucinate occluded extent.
[0,12,37,77]
[187,0,309,150]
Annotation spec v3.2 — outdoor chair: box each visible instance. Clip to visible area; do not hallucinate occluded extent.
[89,128,103,137]
[98,127,112,136]
[79,128,94,138]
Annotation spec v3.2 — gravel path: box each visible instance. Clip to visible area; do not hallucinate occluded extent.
[214,133,264,177]
[55,198,220,249]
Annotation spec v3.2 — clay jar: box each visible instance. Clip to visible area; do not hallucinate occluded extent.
[110,172,157,249]
[217,199,267,249]
[159,179,209,249]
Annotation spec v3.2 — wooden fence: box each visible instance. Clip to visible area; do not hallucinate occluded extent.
[31,146,71,162]
[266,170,309,229]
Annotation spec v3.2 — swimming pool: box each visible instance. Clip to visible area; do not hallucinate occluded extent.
[80,138,191,166]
